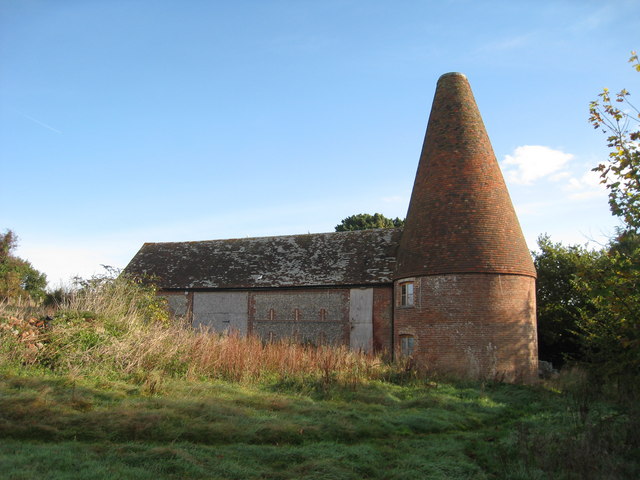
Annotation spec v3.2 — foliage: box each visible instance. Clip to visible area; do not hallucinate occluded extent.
[0,269,397,385]
[0,229,47,302]
[335,213,405,232]
[532,235,600,366]
[67,266,170,325]
[578,52,640,391]
[573,231,640,390]
[533,232,639,391]
[588,51,640,231]
[533,53,640,389]
[1,269,638,478]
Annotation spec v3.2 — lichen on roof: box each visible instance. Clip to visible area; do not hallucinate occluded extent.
[124,229,401,289]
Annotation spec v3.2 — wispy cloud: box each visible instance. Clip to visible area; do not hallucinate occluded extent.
[513,200,557,217]
[381,195,407,204]
[502,145,573,185]
[479,33,535,53]
[568,5,615,34]
[564,169,607,201]
[16,111,62,134]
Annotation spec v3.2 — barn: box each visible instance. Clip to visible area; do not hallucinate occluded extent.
[125,72,538,382]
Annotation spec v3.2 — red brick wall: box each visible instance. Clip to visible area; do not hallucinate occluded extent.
[394,273,538,382]
[248,288,351,345]
[372,286,393,356]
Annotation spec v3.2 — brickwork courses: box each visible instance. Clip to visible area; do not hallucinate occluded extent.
[249,289,350,345]
[372,286,393,355]
[394,73,538,382]
[127,72,540,383]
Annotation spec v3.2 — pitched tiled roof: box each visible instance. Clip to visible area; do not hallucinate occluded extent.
[395,72,536,279]
[124,229,401,289]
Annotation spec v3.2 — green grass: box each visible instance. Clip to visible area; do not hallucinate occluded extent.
[1,368,637,480]
[1,276,638,479]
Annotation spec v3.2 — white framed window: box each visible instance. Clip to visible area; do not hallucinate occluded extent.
[400,335,415,357]
[400,281,414,306]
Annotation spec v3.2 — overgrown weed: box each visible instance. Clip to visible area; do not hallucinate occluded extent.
[1,271,399,389]
[490,367,640,480]
[2,272,639,478]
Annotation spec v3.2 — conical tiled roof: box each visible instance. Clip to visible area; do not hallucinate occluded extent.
[395,72,536,278]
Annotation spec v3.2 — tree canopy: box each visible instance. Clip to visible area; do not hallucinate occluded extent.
[335,213,405,232]
[0,229,47,302]
[533,53,640,392]
[532,235,598,366]
[580,53,640,385]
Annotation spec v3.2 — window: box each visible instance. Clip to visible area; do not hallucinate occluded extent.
[319,308,327,321]
[400,282,414,306]
[400,335,415,357]
[268,308,275,321]
[294,308,301,321]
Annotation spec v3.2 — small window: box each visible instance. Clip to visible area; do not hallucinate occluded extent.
[400,335,415,357]
[294,308,301,321]
[400,282,414,306]
[319,308,327,321]
[268,308,275,321]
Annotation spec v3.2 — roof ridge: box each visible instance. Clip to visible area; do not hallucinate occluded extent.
[142,227,404,246]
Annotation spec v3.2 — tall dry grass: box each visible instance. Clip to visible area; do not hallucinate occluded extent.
[102,325,388,385]
[1,272,396,387]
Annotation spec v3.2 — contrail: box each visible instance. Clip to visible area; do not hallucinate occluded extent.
[16,110,62,134]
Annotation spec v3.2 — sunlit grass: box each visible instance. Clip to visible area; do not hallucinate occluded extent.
[1,275,638,479]
[0,369,531,479]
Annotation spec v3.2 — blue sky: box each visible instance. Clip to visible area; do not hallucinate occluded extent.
[1,0,638,287]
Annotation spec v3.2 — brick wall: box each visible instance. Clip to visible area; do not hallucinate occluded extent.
[159,286,396,356]
[249,289,350,345]
[394,273,537,382]
[372,286,393,355]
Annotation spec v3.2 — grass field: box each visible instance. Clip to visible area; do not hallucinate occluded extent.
[1,367,638,480]
[1,276,638,479]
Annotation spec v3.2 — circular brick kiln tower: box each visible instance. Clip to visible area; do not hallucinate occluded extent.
[394,72,538,382]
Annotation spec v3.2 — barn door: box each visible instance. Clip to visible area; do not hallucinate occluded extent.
[192,292,248,336]
[349,288,373,353]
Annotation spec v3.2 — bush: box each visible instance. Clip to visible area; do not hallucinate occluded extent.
[1,268,398,388]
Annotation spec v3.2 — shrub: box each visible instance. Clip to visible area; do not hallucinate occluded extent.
[1,268,398,388]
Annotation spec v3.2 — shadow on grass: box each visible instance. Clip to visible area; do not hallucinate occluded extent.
[0,371,529,446]
[1,371,638,479]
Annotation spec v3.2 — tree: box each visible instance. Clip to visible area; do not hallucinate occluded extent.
[579,52,640,389]
[574,232,639,385]
[535,53,640,387]
[588,51,640,232]
[335,213,405,232]
[0,229,48,302]
[533,235,599,366]
[0,230,17,262]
